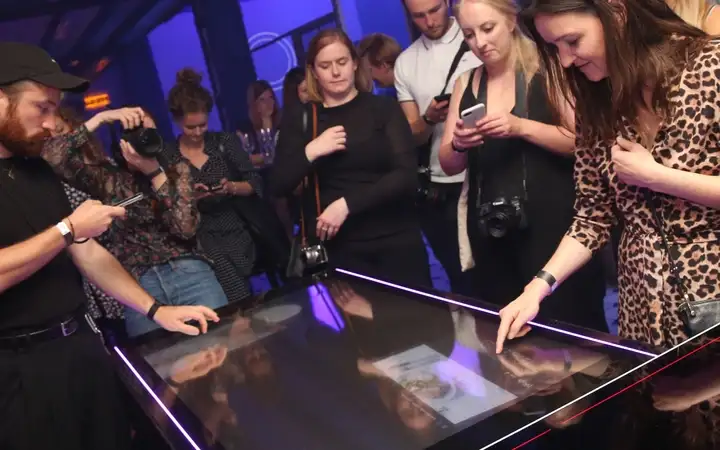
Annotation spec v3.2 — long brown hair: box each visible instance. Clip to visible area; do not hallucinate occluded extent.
[518,0,707,146]
[247,80,281,130]
[305,29,373,102]
[57,106,106,164]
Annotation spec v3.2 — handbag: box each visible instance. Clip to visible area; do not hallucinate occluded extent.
[286,103,329,278]
[644,190,720,335]
[216,134,292,274]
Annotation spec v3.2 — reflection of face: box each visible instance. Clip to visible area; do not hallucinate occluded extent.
[0,82,59,157]
[312,41,358,98]
[458,2,515,66]
[405,0,450,40]
[179,111,208,143]
[535,12,608,81]
[243,343,273,378]
[297,80,309,103]
[255,89,275,118]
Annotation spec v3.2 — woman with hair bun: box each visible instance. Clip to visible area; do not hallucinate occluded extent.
[163,68,263,305]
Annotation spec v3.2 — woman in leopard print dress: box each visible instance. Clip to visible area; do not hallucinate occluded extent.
[497,0,720,352]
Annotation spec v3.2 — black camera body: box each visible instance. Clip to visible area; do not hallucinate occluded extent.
[300,244,329,270]
[476,196,528,238]
[121,127,164,158]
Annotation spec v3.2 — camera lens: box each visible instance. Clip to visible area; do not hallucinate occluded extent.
[487,213,509,238]
[122,127,163,157]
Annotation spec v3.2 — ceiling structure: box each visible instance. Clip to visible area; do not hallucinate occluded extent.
[0,0,190,79]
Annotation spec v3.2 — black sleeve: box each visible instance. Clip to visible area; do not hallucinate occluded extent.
[268,103,313,196]
[343,98,418,215]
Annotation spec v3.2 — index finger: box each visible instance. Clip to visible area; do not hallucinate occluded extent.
[195,305,220,322]
[496,312,514,354]
[436,100,449,109]
[182,308,210,334]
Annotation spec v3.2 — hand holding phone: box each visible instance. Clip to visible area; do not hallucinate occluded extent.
[434,94,451,103]
[460,103,486,127]
[112,193,144,208]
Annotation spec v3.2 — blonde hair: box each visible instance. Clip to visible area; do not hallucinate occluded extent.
[453,0,539,86]
[666,0,713,30]
[305,29,373,103]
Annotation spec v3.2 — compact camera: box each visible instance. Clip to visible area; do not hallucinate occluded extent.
[300,244,329,270]
[121,126,164,158]
[476,196,528,238]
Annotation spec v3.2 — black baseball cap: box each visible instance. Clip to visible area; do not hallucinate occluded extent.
[0,42,89,93]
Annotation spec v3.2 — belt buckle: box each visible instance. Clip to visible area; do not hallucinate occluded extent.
[61,319,78,337]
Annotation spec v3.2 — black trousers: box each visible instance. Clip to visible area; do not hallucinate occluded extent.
[0,328,131,450]
[419,182,475,296]
[328,229,432,288]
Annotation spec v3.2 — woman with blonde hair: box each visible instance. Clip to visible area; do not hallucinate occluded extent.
[271,28,431,287]
[438,0,608,331]
[666,0,720,32]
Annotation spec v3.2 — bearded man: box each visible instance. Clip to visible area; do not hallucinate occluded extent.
[0,42,219,450]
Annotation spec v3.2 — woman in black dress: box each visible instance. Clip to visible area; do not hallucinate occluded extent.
[438,0,607,331]
[271,29,431,288]
[163,68,263,304]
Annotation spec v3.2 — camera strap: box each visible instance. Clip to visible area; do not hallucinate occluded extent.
[473,69,530,204]
[299,103,322,247]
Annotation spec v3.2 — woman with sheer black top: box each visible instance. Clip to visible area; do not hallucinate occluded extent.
[270,29,431,288]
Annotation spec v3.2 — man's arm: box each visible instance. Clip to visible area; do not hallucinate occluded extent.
[68,240,153,315]
[0,226,67,294]
[399,101,433,145]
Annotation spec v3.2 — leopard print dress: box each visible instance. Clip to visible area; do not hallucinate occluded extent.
[567,38,720,349]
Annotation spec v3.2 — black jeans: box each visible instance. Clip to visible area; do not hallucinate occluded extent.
[419,182,474,296]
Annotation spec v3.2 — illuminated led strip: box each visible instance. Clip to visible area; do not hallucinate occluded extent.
[113,347,202,450]
[335,268,658,358]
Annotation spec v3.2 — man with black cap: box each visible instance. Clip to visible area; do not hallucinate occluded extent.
[0,42,221,449]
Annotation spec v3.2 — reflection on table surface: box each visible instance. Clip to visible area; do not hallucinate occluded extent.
[129,273,650,450]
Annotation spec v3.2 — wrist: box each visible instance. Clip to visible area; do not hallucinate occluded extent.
[451,140,468,153]
[422,114,436,126]
[144,165,163,179]
[646,163,671,193]
[84,112,106,132]
[304,145,317,163]
[525,277,552,299]
[512,117,527,138]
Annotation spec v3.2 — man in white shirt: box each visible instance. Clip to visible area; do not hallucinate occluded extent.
[395,0,480,295]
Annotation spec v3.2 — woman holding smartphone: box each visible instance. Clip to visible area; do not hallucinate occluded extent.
[438,0,608,332]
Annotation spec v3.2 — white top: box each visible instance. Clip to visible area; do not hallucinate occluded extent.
[394,18,482,183]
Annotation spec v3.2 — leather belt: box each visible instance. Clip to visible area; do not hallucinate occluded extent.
[0,315,84,350]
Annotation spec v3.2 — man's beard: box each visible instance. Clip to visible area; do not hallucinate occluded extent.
[0,102,50,158]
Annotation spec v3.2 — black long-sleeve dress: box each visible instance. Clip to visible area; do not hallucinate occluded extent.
[270,92,431,288]
[163,132,264,303]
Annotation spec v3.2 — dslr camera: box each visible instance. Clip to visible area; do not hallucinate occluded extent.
[476,197,528,238]
[121,126,164,158]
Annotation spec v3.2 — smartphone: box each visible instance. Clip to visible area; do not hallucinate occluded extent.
[112,193,144,208]
[434,93,451,103]
[460,103,487,127]
[208,184,224,192]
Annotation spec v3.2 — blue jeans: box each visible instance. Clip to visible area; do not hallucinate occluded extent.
[125,258,228,337]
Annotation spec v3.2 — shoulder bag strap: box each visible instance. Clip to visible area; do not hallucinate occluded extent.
[644,189,694,307]
[299,104,321,246]
[441,40,470,95]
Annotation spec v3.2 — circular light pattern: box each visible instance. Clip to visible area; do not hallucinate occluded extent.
[248,31,298,90]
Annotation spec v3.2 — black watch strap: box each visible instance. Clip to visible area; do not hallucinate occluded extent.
[422,114,436,126]
[452,141,468,153]
[146,167,164,180]
[534,270,557,290]
[146,302,163,321]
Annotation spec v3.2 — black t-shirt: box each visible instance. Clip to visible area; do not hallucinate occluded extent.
[0,157,86,332]
[270,92,419,242]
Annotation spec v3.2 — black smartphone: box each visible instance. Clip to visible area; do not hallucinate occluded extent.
[434,93,451,103]
[112,193,144,208]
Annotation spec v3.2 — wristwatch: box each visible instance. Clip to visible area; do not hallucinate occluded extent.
[422,114,436,126]
[55,221,73,247]
[146,167,164,180]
